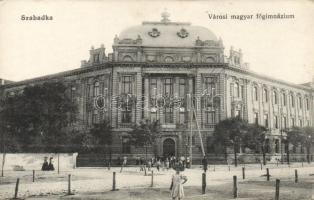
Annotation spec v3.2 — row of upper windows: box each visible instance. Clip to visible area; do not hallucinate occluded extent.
[253,112,310,128]
[252,85,310,110]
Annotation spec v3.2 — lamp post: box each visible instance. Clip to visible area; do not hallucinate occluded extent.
[1,126,4,177]
[307,135,311,164]
[280,129,283,164]
[232,137,239,167]
[262,135,268,166]
[286,137,290,165]
[1,124,9,177]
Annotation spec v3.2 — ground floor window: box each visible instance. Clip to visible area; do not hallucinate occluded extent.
[122,110,132,123]
[275,139,279,153]
[206,137,215,153]
[122,137,131,153]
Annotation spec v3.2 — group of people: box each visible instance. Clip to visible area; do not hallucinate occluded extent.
[135,155,191,172]
[41,157,55,171]
[113,155,210,200]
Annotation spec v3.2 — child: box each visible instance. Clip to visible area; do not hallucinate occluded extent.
[170,169,188,200]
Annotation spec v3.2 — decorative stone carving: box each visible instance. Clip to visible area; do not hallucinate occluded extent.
[148,28,161,38]
[177,28,189,38]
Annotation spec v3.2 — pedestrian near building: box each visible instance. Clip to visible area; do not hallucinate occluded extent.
[41,157,49,171]
[186,157,190,168]
[170,168,188,200]
[123,156,127,166]
[166,158,170,170]
[47,157,55,171]
[156,159,161,171]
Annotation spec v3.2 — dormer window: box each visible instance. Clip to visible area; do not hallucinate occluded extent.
[164,56,174,63]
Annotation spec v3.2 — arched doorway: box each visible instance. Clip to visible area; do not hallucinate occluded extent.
[163,138,175,157]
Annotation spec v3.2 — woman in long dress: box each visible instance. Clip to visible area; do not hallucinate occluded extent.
[170,169,188,200]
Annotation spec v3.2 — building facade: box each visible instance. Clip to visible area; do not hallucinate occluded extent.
[1,13,314,163]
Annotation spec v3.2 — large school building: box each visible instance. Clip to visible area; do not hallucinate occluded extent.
[1,12,313,164]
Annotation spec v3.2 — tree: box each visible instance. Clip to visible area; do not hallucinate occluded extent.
[82,120,113,162]
[243,124,267,164]
[214,117,267,166]
[284,126,314,164]
[213,117,249,166]
[129,119,161,161]
[302,126,314,163]
[0,82,77,152]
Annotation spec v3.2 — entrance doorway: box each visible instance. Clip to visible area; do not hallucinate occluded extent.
[163,138,175,157]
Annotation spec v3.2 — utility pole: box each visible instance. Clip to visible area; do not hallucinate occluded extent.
[189,97,193,166]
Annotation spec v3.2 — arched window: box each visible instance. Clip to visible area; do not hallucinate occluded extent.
[282,93,286,106]
[263,88,268,102]
[234,83,240,98]
[122,137,131,153]
[123,55,133,62]
[93,81,100,96]
[205,57,215,63]
[273,90,278,104]
[164,56,174,63]
[298,96,302,109]
[290,94,295,107]
[253,86,258,101]
[306,98,310,110]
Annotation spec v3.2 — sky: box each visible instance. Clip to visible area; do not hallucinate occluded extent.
[0,0,314,84]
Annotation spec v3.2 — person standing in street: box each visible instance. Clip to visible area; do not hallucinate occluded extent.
[170,168,188,200]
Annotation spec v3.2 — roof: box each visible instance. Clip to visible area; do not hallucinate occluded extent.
[118,12,218,47]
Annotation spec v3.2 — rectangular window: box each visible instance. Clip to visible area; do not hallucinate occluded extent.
[282,116,287,129]
[206,111,215,124]
[122,76,132,94]
[235,110,241,118]
[165,108,173,124]
[254,113,259,125]
[150,111,157,122]
[164,78,173,96]
[70,84,76,102]
[179,78,186,98]
[240,85,244,99]
[274,116,278,128]
[150,78,157,97]
[291,118,295,127]
[179,112,185,124]
[122,137,131,154]
[122,110,132,123]
[205,77,216,96]
[234,83,240,98]
[299,119,303,127]
[264,114,268,127]
[93,81,100,97]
